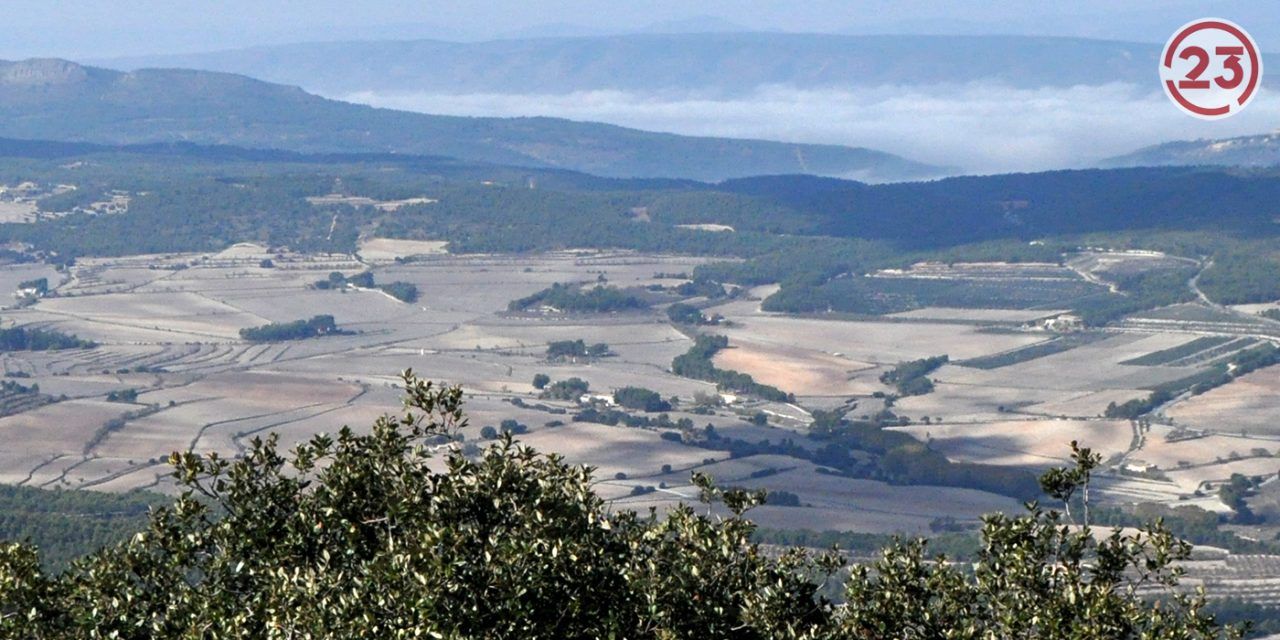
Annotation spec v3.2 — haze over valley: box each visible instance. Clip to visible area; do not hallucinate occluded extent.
[6,3,1280,636]
[99,33,1280,174]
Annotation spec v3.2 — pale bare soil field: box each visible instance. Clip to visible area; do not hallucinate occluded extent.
[1026,389,1149,418]
[356,238,450,264]
[1165,457,1280,494]
[1139,427,1275,469]
[515,422,727,479]
[2,248,1279,535]
[887,307,1064,322]
[0,249,734,494]
[1233,302,1280,315]
[0,263,58,304]
[893,381,1063,423]
[1166,367,1280,436]
[714,315,1043,364]
[611,455,1021,534]
[712,341,879,396]
[892,418,1134,468]
[940,333,1206,393]
[0,200,37,223]
[728,461,1022,534]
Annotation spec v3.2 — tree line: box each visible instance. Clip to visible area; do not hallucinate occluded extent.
[0,374,1243,637]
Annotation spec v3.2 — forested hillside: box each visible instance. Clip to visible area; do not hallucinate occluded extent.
[0,59,938,182]
[0,139,1278,327]
[100,33,1171,96]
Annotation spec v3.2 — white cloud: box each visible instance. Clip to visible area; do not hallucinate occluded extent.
[339,83,1280,175]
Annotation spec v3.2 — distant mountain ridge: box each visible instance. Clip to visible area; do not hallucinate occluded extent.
[1103,132,1280,169]
[96,33,1174,97]
[0,58,941,182]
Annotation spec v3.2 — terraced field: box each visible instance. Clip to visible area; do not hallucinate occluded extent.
[1,248,1279,539]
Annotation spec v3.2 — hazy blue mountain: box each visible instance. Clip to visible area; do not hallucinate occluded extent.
[95,33,1170,97]
[1103,133,1280,169]
[0,58,941,181]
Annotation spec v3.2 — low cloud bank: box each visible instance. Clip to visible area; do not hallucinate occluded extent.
[340,83,1280,175]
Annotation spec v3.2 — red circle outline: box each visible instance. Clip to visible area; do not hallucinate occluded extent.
[1161,19,1261,117]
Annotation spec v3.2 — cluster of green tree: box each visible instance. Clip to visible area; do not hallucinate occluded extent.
[0,249,35,265]
[0,378,49,418]
[1070,266,1198,326]
[691,235,897,291]
[762,489,801,507]
[0,325,94,352]
[880,355,948,397]
[2,144,1280,329]
[0,379,36,395]
[377,281,420,303]
[674,279,727,299]
[1092,502,1280,555]
[0,175,359,257]
[238,315,348,342]
[1108,344,1280,419]
[315,271,369,289]
[35,187,104,214]
[719,168,1280,248]
[1208,343,1280,385]
[574,407,696,431]
[104,388,138,403]
[0,374,1238,637]
[1262,308,1280,321]
[480,419,529,439]
[1105,389,1173,419]
[545,339,610,361]
[666,302,711,325]
[760,269,1112,316]
[1219,473,1264,524]
[612,386,671,412]
[959,333,1108,369]
[540,377,590,401]
[508,283,648,313]
[1121,336,1235,366]
[806,409,1042,500]
[314,271,419,302]
[17,277,48,294]
[1197,253,1280,305]
[671,334,792,402]
[1206,599,1280,638]
[0,484,166,571]
[924,238,1071,265]
[375,184,804,259]
[82,404,164,456]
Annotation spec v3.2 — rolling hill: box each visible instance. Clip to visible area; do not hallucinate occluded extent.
[98,33,1171,97]
[0,58,940,182]
[1103,132,1280,169]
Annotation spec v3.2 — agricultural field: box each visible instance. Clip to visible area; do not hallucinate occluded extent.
[1166,367,1280,437]
[0,247,1278,540]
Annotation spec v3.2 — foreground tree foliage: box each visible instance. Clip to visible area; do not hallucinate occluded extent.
[0,373,1242,638]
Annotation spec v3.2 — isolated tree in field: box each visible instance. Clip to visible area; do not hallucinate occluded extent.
[0,371,1242,638]
[531,373,550,389]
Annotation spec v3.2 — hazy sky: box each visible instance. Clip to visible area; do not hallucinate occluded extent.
[8,1,1276,174]
[6,1,1280,59]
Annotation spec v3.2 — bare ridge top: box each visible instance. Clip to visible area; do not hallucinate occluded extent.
[0,59,89,86]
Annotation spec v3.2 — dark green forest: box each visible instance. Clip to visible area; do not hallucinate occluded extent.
[0,325,94,352]
[238,315,348,342]
[671,334,792,402]
[0,484,166,571]
[0,139,1277,329]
